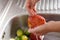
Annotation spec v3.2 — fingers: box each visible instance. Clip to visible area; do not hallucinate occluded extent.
[28,25,43,32]
[28,24,48,35]
[26,7,37,15]
[28,25,44,32]
[26,0,38,15]
[26,0,40,10]
[26,0,33,15]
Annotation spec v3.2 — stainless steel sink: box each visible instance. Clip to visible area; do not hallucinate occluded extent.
[0,0,60,40]
[1,14,60,40]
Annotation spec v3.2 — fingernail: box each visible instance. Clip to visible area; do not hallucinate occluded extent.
[28,29,31,33]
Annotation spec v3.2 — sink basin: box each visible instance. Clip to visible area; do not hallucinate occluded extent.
[1,14,60,40]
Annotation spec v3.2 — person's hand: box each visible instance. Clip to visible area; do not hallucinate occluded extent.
[28,21,56,35]
[26,0,39,15]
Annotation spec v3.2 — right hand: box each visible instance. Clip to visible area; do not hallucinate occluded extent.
[26,0,39,15]
[28,21,56,35]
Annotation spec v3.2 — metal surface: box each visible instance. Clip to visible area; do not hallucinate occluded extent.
[0,0,8,12]
[7,0,60,13]
[1,14,60,40]
[0,0,60,40]
[37,0,58,10]
[16,0,60,11]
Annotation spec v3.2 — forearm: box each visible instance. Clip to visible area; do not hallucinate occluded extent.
[46,21,60,32]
